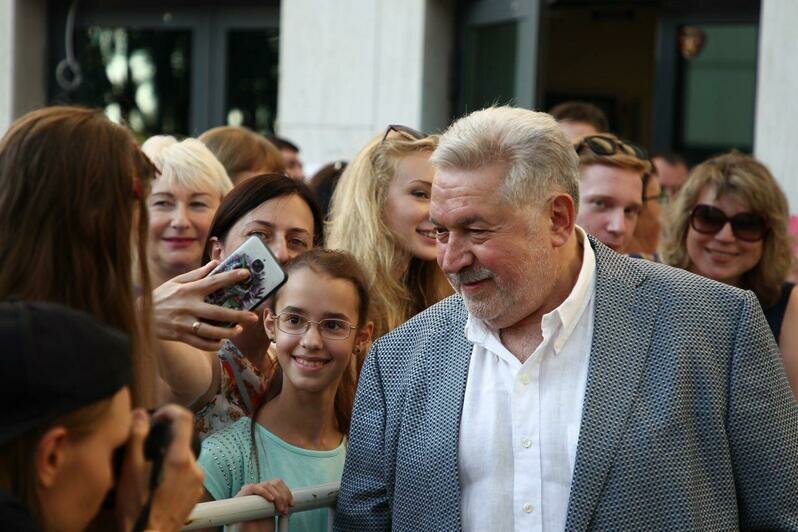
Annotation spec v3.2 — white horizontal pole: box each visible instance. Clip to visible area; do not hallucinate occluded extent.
[183,482,340,530]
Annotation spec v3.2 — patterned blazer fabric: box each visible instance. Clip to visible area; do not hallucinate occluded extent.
[335,237,798,531]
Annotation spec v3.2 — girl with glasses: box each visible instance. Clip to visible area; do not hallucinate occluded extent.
[197,249,373,531]
[326,126,453,339]
[660,152,798,398]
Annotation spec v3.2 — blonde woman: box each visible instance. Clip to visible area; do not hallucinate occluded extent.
[660,152,798,398]
[326,125,453,339]
[142,136,234,288]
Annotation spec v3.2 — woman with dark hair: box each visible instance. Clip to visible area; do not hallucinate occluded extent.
[0,106,158,407]
[156,174,324,438]
[660,152,798,398]
[309,160,347,220]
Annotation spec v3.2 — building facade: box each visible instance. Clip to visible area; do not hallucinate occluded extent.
[1,0,796,207]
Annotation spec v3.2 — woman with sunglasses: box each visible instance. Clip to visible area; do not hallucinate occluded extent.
[326,125,453,339]
[660,152,798,398]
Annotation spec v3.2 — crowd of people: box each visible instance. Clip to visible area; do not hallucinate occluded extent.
[0,100,796,531]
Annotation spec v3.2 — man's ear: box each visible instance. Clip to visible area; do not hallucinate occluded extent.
[35,426,69,491]
[209,237,223,261]
[548,193,576,247]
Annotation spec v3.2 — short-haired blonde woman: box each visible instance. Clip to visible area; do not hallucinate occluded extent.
[142,136,234,288]
[326,126,453,339]
[660,152,798,398]
[199,126,285,184]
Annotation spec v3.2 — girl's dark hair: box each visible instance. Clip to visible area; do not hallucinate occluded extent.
[250,249,371,472]
[0,106,156,407]
[309,160,347,220]
[202,173,323,263]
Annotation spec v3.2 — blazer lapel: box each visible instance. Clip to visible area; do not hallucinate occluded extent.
[565,242,660,531]
[423,299,472,531]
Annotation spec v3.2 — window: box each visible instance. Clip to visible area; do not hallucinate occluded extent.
[49,3,279,137]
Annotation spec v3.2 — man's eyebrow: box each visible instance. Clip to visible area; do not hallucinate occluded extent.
[429,215,488,228]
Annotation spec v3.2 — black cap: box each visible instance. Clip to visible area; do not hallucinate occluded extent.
[0,301,133,445]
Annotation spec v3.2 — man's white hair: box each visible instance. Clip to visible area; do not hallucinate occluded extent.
[141,136,233,198]
[430,106,580,208]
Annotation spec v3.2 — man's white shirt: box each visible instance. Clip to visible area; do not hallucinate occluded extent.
[458,228,596,532]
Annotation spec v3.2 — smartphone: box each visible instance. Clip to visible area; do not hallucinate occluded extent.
[203,236,288,323]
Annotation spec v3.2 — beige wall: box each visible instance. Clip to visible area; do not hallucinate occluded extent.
[277,0,453,168]
[0,0,47,135]
[755,0,798,212]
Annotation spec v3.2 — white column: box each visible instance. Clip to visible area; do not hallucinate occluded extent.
[754,0,798,212]
[0,0,47,135]
[277,0,453,169]
[0,0,15,134]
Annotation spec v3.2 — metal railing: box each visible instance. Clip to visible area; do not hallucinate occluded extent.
[183,481,340,531]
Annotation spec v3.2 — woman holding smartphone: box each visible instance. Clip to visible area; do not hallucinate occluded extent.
[155,174,324,438]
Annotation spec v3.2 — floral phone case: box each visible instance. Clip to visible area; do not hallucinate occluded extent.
[204,236,287,320]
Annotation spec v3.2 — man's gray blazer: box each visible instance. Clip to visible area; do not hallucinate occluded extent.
[335,239,798,530]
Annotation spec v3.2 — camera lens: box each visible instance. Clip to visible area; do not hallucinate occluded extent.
[251,259,264,272]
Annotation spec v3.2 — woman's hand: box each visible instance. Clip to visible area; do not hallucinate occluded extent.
[152,261,260,351]
[115,405,205,532]
[234,479,294,532]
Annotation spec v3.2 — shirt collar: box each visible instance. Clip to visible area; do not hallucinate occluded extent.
[464,226,596,355]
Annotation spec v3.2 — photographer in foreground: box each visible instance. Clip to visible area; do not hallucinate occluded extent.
[0,301,204,532]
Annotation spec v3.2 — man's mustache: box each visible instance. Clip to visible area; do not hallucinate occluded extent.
[447,267,495,286]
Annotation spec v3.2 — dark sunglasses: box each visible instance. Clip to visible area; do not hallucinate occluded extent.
[575,135,648,161]
[381,124,425,143]
[689,204,769,242]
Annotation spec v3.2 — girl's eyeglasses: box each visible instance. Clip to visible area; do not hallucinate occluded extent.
[689,204,769,242]
[275,313,356,340]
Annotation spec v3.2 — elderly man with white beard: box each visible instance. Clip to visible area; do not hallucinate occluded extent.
[335,106,798,531]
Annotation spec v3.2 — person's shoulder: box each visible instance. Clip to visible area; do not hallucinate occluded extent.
[374,294,466,350]
[633,255,749,304]
[598,241,749,306]
[201,417,252,455]
[364,294,467,382]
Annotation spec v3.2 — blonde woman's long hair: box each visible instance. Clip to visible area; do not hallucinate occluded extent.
[660,151,792,308]
[326,131,448,338]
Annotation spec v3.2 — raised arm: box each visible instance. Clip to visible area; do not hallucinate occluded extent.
[334,344,391,531]
[150,261,259,406]
[727,290,798,529]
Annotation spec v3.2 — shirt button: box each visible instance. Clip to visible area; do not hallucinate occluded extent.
[523,502,534,513]
[554,340,564,350]
[521,437,532,448]
[519,373,530,385]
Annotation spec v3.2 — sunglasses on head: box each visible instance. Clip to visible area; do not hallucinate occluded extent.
[574,135,648,161]
[381,124,425,143]
[689,204,769,242]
